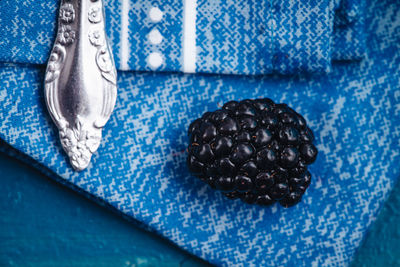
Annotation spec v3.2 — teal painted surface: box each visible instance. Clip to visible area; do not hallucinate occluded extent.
[0,152,210,267]
[0,151,399,266]
[351,179,400,267]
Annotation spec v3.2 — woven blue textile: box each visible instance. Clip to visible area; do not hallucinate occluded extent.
[0,0,364,74]
[333,0,366,60]
[0,0,399,266]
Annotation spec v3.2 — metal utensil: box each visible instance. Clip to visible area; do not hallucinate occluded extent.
[44,0,117,171]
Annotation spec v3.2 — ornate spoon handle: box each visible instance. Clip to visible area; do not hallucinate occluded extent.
[44,0,117,171]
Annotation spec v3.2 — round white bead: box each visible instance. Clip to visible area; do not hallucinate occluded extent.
[149,7,163,23]
[148,52,163,69]
[148,29,163,45]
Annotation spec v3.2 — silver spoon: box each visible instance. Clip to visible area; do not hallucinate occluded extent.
[44,0,117,171]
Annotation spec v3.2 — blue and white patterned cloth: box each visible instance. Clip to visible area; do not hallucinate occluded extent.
[0,0,399,266]
[0,0,365,74]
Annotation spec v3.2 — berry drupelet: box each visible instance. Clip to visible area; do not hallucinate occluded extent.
[187,98,318,207]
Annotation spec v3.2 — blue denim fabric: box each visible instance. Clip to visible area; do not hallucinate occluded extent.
[0,0,399,266]
[333,0,366,60]
[0,0,364,74]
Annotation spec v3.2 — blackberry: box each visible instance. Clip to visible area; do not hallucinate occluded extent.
[187,98,318,207]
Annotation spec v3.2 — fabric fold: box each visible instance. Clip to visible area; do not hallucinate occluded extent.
[195,0,334,75]
[0,0,365,75]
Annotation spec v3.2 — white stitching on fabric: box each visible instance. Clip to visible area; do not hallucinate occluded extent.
[120,0,130,70]
[183,0,197,73]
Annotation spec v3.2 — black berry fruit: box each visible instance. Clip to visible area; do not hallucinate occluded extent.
[187,98,318,207]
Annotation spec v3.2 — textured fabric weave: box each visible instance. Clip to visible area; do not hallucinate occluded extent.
[0,0,364,74]
[333,0,366,60]
[0,0,399,266]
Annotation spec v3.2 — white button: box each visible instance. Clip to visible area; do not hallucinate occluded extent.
[148,52,163,69]
[149,7,163,23]
[148,29,163,45]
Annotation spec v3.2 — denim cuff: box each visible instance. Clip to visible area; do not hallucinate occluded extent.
[0,0,365,75]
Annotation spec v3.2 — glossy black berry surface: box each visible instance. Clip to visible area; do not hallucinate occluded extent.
[187,98,318,207]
